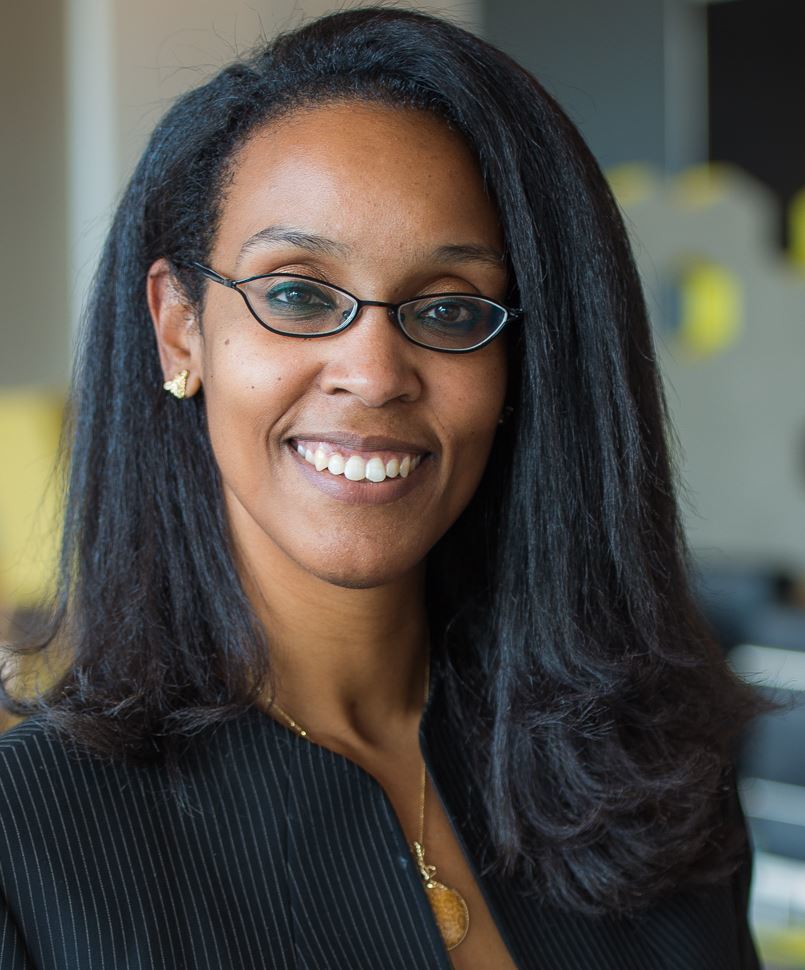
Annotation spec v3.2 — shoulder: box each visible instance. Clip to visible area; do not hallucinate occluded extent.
[633,854,760,970]
[0,709,282,880]
[0,706,294,818]
[0,715,132,839]
[0,715,79,798]
[0,711,123,774]
[633,777,761,970]
[0,715,113,899]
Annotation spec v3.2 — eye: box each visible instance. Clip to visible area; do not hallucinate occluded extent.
[262,279,335,313]
[414,298,485,332]
[241,274,354,334]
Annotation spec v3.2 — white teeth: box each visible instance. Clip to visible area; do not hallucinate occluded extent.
[296,441,425,483]
[327,453,345,475]
[344,456,366,481]
[365,457,386,483]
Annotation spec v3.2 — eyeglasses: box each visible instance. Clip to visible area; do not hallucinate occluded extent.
[190,262,522,354]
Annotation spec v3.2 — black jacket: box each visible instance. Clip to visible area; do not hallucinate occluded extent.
[0,668,760,969]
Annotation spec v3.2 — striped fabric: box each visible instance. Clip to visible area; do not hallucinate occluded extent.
[0,665,760,969]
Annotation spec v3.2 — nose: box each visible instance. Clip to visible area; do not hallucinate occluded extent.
[318,305,423,407]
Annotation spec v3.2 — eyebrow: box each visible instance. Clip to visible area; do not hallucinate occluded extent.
[236,224,507,269]
[429,242,507,267]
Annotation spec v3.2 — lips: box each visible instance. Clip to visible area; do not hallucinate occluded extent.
[289,435,428,484]
[284,432,433,504]
[288,432,432,455]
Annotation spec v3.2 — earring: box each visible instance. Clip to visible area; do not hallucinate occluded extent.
[497,405,514,426]
[163,369,190,399]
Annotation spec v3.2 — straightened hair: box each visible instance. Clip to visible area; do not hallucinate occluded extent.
[0,6,771,915]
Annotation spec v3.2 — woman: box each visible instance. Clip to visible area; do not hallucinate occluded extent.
[0,7,767,968]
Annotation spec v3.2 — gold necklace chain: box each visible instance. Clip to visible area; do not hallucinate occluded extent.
[268,653,469,951]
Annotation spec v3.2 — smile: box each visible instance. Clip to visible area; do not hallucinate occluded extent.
[290,438,426,483]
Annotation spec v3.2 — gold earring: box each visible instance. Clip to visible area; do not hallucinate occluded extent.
[497,405,514,426]
[163,369,190,399]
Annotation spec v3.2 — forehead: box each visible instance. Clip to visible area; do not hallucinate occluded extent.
[212,100,504,268]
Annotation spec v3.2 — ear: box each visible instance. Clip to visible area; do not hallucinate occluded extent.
[147,258,203,397]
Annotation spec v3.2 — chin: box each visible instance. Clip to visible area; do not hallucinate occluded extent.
[289,536,428,589]
[320,574,388,591]
[308,559,419,590]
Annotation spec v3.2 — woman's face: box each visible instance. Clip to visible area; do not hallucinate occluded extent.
[175,101,508,589]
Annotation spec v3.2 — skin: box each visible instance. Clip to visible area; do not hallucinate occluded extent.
[149,101,517,968]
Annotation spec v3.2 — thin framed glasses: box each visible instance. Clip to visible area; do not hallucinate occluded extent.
[190,262,522,354]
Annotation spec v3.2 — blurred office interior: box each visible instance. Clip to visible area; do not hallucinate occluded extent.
[1,0,803,965]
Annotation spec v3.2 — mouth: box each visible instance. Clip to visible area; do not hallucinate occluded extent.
[289,437,428,483]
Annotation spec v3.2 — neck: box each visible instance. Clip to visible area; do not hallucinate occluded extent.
[238,538,430,750]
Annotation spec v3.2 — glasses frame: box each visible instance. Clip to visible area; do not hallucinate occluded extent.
[189,261,522,354]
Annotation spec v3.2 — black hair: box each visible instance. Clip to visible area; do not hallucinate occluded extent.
[1,6,770,916]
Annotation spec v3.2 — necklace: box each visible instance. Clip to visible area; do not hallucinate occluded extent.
[269,654,470,951]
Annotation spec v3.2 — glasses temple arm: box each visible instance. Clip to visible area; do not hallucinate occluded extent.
[189,261,237,288]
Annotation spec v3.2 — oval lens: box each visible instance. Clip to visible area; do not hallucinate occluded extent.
[243,276,353,334]
[400,296,505,350]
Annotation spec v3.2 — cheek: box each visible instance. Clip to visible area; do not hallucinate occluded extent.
[435,352,507,500]
[199,333,297,477]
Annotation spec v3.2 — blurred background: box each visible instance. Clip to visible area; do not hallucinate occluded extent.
[1,0,803,965]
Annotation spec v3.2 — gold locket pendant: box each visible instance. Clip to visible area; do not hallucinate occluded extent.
[412,841,470,950]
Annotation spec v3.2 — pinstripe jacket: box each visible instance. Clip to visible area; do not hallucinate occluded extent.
[0,667,760,969]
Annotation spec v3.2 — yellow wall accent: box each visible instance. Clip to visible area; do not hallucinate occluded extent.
[789,187,805,270]
[672,163,731,208]
[678,260,743,359]
[606,164,658,207]
[0,391,65,610]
